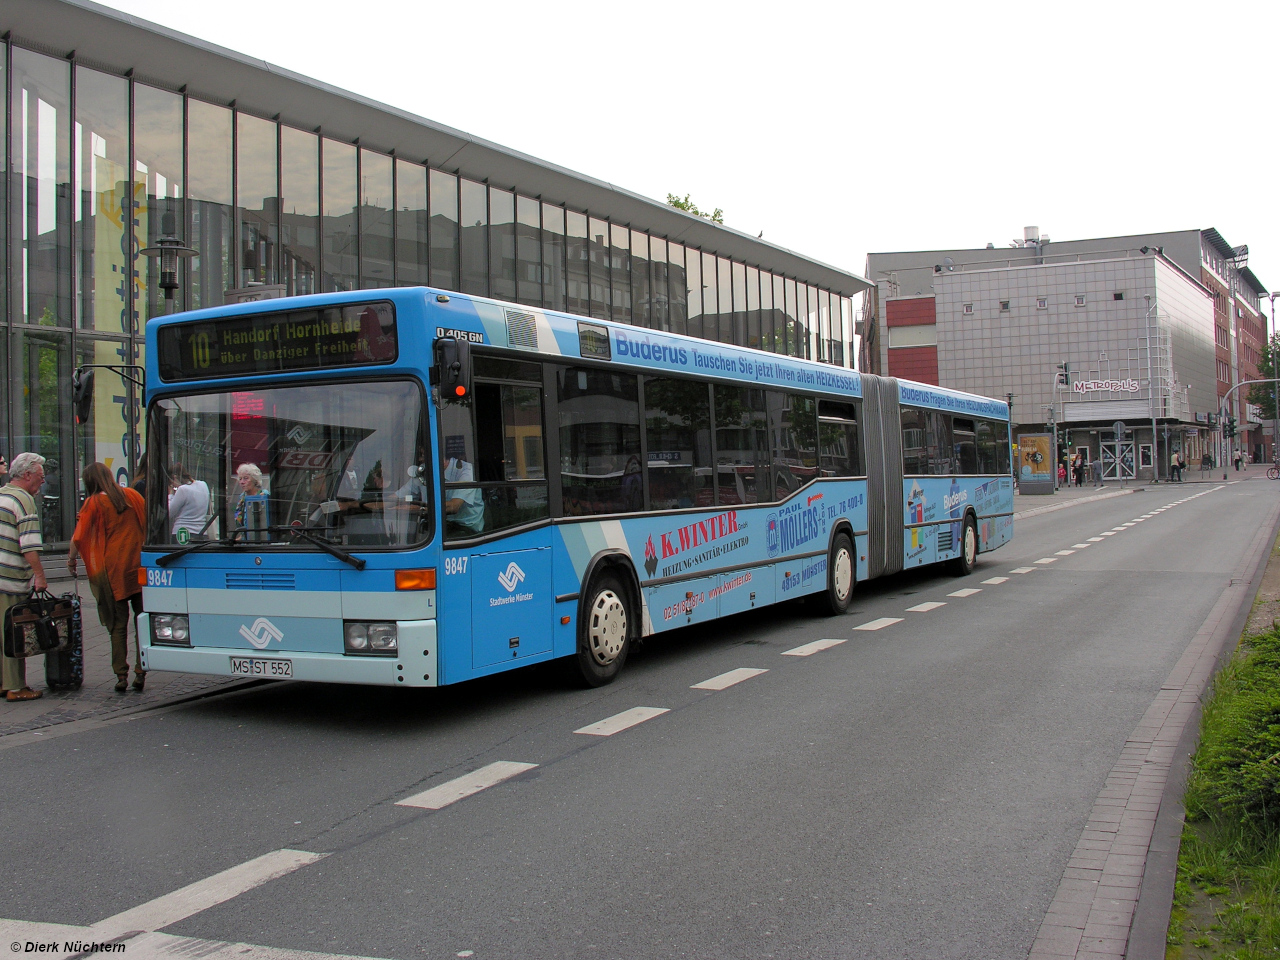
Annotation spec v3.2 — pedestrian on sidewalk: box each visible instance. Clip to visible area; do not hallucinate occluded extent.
[0,453,49,701]
[68,462,146,693]
[1235,449,1243,472]
[1072,454,1085,488]
[1091,458,1104,487]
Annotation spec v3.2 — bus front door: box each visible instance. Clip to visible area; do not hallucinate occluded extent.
[470,546,553,668]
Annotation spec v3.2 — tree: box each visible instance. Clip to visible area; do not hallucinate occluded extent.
[1249,333,1280,420]
[666,193,724,225]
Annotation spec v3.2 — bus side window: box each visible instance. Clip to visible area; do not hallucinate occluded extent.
[976,419,999,474]
[901,406,928,475]
[952,417,979,475]
[769,392,817,499]
[644,377,713,510]
[818,400,862,478]
[557,365,642,516]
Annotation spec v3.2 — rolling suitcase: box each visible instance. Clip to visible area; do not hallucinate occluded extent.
[44,578,83,691]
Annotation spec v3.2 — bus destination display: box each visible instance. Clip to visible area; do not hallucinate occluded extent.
[158,301,397,381]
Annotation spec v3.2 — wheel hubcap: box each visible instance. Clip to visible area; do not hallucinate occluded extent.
[833,548,853,602]
[964,525,976,566]
[588,589,627,665]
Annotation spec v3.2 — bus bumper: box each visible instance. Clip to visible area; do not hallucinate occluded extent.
[139,615,439,687]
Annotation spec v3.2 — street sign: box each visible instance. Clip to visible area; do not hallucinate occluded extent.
[1113,420,1127,438]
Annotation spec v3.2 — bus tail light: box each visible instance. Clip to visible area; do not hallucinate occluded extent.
[395,568,436,590]
[138,569,148,586]
[345,621,398,656]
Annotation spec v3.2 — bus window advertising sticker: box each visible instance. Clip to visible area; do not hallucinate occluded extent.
[158,301,397,381]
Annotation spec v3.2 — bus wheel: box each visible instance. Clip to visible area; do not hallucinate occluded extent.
[576,573,631,687]
[820,532,855,615]
[950,515,978,576]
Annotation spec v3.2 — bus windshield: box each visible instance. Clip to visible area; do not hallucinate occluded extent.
[145,379,430,549]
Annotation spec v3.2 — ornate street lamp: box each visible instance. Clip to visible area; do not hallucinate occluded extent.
[140,212,197,314]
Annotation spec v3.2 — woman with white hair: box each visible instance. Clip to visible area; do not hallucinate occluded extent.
[233,463,268,537]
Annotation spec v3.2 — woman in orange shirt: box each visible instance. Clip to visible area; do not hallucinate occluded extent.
[67,462,146,692]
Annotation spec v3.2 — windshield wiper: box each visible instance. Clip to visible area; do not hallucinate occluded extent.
[154,528,249,567]
[286,526,366,570]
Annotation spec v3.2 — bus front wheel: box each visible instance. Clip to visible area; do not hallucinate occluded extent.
[575,572,631,687]
[950,515,978,576]
[819,532,855,616]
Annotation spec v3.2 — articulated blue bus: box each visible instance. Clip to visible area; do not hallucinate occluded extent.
[139,287,1013,687]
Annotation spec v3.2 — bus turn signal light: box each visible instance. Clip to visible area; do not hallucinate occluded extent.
[138,569,148,586]
[395,568,436,590]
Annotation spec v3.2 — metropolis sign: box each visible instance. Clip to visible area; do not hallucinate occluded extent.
[1073,378,1140,394]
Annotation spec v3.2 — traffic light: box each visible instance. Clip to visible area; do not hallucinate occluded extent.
[1055,361,1071,388]
[72,367,94,425]
[1226,416,1237,439]
[1065,431,1073,447]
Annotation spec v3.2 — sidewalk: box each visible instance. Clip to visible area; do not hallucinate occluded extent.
[0,575,239,739]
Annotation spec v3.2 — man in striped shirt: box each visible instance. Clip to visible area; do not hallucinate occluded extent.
[1,452,50,701]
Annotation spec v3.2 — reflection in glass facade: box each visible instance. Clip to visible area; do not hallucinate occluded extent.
[0,39,853,546]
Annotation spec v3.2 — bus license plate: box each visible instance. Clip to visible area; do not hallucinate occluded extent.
[230,656,293,678]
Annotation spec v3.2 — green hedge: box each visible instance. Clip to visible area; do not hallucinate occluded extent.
[1187,629,1280,832]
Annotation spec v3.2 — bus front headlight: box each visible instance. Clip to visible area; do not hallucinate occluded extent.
[344,621,397,656]
[151,614,191,646]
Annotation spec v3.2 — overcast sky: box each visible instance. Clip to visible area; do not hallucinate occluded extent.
[102,0,1280,314]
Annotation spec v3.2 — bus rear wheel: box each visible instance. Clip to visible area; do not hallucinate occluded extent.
[950,515,978,576]
[819,532,855,616]
[575,572,631,687]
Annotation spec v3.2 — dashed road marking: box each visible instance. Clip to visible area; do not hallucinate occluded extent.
[398,761,538,810]
[1055,549,1075,555]
[575,707,670,737]
[89,848,329,940]
[692,667,768,691]
[948,587,982,598]
[854,617,903,631]
[1100,531,1117,536]
[982,576,1009,584]
[907,601,947,612]
[1034,558,1057,564]
[1010,566,1038,574]
[1087,537,1105,542]
[782,638,848,657]
[1072,543,1092,549]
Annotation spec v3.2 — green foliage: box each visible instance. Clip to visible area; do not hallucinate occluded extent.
[666,193,724,225]
[1248,334,1280,421]
[1186,630,1280,832]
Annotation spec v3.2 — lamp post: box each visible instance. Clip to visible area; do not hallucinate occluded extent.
[1264,291,1280,462]
[140,212,197,315]
[1143,295,1160,481]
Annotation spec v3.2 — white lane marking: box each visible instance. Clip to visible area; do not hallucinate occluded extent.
[854,617,903,631]
[1071,543,1091,549]
[1010,566,1038,574]
[1034,558,1057,564]
[397,761,538,810]
[907,601,947,612]
[982,576,1009,584]
[575,706,669,737]
[1099,531,1117,536]
[948,587,982,597]
[692,667,768,691]
[90,849,327,939]
[1087,537,1105,542]
[1130,518,1145,522]
[1055,549,1076,556]
[782,637,848,657]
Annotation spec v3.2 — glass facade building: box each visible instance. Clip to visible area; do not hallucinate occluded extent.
[0,3,868,546]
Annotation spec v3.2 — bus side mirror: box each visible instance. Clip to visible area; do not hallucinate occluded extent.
[432,338,472,400]
[73,367,94,425]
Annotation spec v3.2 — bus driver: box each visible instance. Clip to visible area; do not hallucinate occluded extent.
[442,456,484,537]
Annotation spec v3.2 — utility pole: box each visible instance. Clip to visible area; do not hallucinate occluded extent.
[1144,295,1160,482]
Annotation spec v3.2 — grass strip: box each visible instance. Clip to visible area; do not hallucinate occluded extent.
[1169,626,1280,957]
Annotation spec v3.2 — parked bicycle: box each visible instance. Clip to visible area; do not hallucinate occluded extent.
[1268,462,1279,480]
